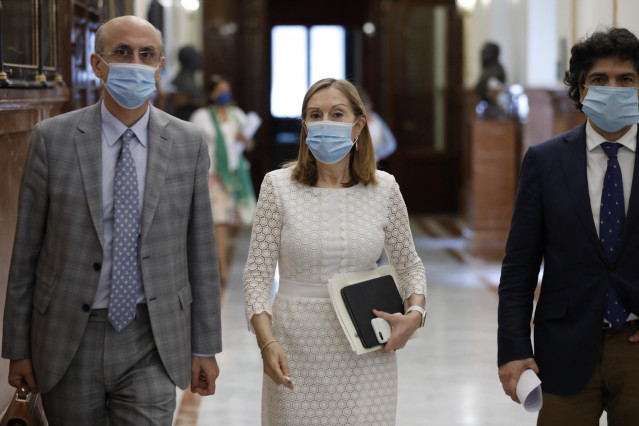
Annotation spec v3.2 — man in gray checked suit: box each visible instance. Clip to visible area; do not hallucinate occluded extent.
[2,16,222,424]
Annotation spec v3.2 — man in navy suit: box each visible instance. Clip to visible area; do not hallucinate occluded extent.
[498,27,639,424]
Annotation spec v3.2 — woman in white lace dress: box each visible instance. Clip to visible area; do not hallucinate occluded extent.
[243,78,427,426]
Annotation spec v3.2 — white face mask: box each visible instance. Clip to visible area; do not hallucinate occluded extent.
[305,121,355,164]
[582,85,639,132]
[100,58,159,109]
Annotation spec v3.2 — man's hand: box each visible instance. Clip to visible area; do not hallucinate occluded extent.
[8,359,38,394]
[190,356,219,396]
[629,330,639,343]
[498,358,539,403]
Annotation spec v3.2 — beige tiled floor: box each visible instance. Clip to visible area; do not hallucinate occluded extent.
[174,216,607,426]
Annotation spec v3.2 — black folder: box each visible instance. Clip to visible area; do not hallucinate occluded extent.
[340,274,404,348]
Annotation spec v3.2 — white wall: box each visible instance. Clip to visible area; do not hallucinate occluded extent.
[462,0,527,88]
[617,0,639,37]
[576,0,613,37]
[505,0,526,86]
[462,0,491,87]
[526,0,556,88]
[462,0,639,89]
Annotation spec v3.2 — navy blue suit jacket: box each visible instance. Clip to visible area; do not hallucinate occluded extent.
[498,122,639,395]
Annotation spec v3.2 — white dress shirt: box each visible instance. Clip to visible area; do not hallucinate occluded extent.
[586,120,637,237]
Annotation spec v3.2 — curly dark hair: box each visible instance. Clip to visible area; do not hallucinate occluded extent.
[564,27,639,110]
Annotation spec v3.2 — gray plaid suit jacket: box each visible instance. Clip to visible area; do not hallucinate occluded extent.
[2,102,222,394]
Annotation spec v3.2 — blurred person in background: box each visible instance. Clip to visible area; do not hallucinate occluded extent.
[190,75,256,293]
[357,86,397,161]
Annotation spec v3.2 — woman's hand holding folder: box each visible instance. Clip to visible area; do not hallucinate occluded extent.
[373,293,425,354]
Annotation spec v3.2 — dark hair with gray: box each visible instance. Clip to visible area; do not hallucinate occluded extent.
[564,27,639,110]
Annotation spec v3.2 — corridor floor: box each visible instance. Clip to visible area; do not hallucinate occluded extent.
[173,216,606,426]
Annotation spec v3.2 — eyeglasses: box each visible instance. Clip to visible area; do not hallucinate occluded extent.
[98,48,162,66]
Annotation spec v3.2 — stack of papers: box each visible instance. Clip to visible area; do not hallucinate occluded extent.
[328,265,417,355]
[241,111,262,139]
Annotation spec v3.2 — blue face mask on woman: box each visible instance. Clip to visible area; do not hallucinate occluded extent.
[582,85,639,132]
[305,121,356,164]
[215,91,232,106]
[100,59,158,109]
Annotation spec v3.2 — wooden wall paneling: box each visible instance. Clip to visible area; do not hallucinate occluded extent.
[549,89,586,135]
[469,118,517,260]
[238,0,271,191]
[376,0,395,137]
[520,89,554,155]
[361,0,382,113]
[267,0,368,27]
[70,2,101,111]
[0,86,69,410]
[382,0,462,213]
[202,1,241,95]
[448,5,464,153]
[58,0,73,110]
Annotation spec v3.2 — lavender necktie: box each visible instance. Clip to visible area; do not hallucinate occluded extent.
[108,129,140,332]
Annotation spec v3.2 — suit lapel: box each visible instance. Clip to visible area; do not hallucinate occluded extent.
[141,106,172,238]
[558,123,605,259]
[75,103,104,248]
[616,129,639,256]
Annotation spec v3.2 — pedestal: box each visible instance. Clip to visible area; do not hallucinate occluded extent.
[469,119,517,261]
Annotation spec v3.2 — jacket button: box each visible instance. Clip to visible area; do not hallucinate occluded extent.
[82,304,91,312]
[93,263,101,271]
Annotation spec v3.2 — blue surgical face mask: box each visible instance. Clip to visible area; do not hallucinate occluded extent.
[215,91,232,106]
[100,58,158,109]
[582,85,639,132]
[305,121,355,164]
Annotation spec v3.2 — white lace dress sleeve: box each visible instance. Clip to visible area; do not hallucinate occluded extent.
[384,177,428,300]
[243,172,281,331]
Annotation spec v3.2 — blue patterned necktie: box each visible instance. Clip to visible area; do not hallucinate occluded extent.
[109,129,140,332]
[600,142,629,328]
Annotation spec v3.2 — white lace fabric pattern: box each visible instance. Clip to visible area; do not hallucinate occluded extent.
[243,167,427,425]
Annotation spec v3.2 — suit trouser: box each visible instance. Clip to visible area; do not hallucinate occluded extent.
[41,304,176,426]
[537,320,639,426]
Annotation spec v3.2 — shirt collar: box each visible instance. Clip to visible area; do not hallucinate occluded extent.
[100,101,151,148]
[586,119,637,153]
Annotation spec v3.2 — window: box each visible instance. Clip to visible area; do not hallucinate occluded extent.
[271,25,346,118]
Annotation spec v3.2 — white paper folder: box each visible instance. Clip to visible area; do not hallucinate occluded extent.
[327,265,418,355]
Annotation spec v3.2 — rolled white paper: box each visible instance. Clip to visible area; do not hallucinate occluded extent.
[516,369,543,412]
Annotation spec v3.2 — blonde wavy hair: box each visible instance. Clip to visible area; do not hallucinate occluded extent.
[285,78,377,187]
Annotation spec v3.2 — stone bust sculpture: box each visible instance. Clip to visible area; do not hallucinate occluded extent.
[475,42,507,119]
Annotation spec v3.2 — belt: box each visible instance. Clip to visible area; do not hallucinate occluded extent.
[89,303,149,322]
[602,318,639,329]
[277,279,329,298]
